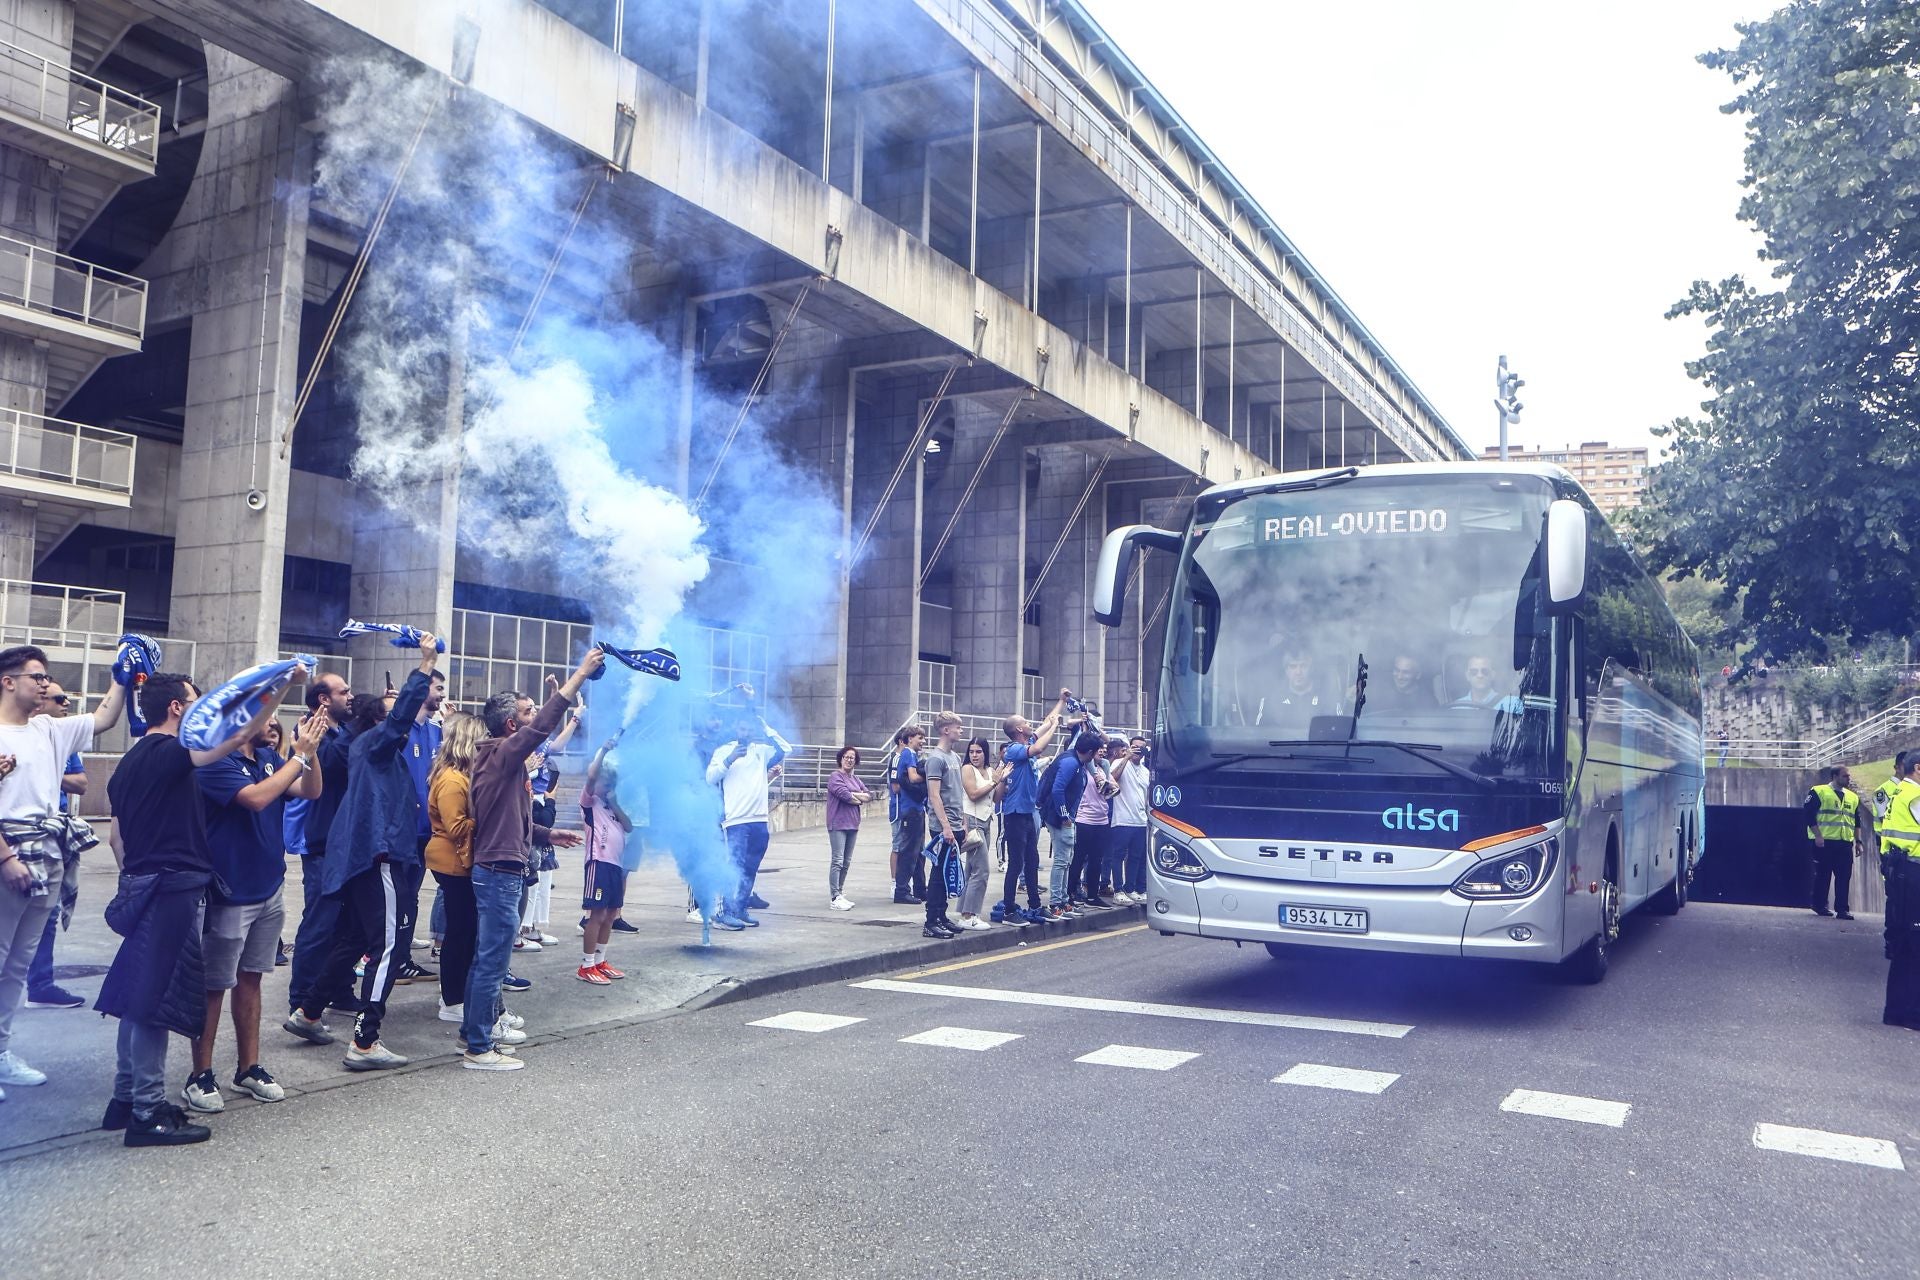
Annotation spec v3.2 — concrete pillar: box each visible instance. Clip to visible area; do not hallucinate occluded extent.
[1030,445,1103,711]
[165,52,311,683]
[843,371,924,748]
[947,398,1023,720]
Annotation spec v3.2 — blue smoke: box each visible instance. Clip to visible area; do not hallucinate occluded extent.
[311,57,842,930]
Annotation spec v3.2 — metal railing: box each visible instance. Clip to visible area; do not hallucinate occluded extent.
[0,407,135,495]
[0,232,146,337]
[925,0,1455,462]
[1714,697,1920,768]
[0,578,124,640]
[0,37,159,163]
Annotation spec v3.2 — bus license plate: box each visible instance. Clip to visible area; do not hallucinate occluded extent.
[1280,905,1368,934]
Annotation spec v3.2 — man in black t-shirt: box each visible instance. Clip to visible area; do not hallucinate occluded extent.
[98,671,294,1148]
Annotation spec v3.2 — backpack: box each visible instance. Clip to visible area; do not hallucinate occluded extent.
[1036,753,1064,820]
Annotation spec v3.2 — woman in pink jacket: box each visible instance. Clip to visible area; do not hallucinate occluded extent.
[825,746,875,911]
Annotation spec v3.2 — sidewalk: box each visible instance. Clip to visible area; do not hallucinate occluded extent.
[0,823,1141,1157]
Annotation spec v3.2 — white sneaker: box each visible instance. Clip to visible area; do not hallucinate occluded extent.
[830,895,855,911]
[412,937,432,950]
[463,1050,524,1072]
[181,1069,225,1112]
[963,916,992,931]
[0,1050,47,1087]
[686,907,703,924]
[514,936,542,952]
[437,1001,464,1024]
[536,931,558,947]
[492,1018,528,1045]
[498,1009,525,1030]
[342,1042,408,1072]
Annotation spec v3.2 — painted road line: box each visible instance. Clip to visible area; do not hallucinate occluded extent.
[1499,1088,1632,1128]
[897,925,1148,980]
[898,1026,1023,1052]
[1077,1044,1199,1071]
[1273,1063,1401,1094]
[1752,1123,1906,1171]
[852,979,1414,1039]
[748,1012,867,1034]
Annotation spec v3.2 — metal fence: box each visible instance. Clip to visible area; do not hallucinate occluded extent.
[1715,696,1920,768]
[0,37,160,163]
[0,231,147,337]
[0,407,135,495]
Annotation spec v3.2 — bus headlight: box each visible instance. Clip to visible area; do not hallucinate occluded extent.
[1453,838,1556,899]
[1153,836,1211,882]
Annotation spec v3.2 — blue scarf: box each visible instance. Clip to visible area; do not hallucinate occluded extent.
[180,656,317,752]
[338,619,447,653]
[113,633,163,737]
[923,834,964,900]
[591,641,680,683]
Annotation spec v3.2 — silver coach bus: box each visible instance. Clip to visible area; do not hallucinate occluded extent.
[1094,462,1705,983]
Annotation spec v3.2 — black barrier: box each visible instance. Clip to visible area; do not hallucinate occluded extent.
[1695,806,1812,908]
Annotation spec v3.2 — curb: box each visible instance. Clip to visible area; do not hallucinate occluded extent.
[0,904,1147,1164]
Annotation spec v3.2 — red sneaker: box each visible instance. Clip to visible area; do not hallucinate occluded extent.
[593,962,626,980]
[574,965,611,986]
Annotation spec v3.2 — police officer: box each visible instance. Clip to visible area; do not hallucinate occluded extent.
[1803,765,1862,919]
[1879,753,1920,1030]
[1871,751,1908,869]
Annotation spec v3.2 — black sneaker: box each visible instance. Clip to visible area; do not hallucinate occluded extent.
[1812,907,1833,917]
[500,971,532,992]
[329,995,367,1014]
[125,1102,212,1147]
[747,893,770,910]
[1837,912,1856,920]
[394,959,434,985]
[611,918,639,934]
[1085,897,1115,910]
[892,893,921,905]
[922,923,956,939]
[25,984,86,1009]
[101,1098,133,1130]
[938,916,963,933]
[275,943,290,968]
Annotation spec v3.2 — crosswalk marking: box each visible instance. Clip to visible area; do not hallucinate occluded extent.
[1752,1123,1906,1171]
[1075,1044,1199,1071]
[748,1011,866,1034]
[899,1026,1023,1052]
[1499,1089,1631,1127]
[852,979,1413,1039]
[1273,1063,1401,1094]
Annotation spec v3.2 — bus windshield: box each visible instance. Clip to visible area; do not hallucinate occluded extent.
[1158,473,1560,783]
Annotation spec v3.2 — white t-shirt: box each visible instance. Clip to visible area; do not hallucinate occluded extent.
[0,713,95,824]
[706,732,792,828]
[1111,756,1149,827]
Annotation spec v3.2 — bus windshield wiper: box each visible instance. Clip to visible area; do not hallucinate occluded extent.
[1261,739,1499,790]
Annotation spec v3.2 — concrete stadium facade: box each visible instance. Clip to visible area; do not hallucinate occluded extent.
[0,0,1471,759]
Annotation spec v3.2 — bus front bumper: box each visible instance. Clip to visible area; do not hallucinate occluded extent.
[1143,865,1564,962]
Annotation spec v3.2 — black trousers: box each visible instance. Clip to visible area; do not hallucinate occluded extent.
[304,862,400,1049]
[392,836,429,954]
[1073,823,1108,900]
[1002,812,1041,910]
[287,852,342,1014]
[433,870,476,1011]
[1810,842,1852,913]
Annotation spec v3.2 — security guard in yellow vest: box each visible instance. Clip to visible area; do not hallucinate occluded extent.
[1803,765,1861,919]
[1879,754,1920,1029]
[1872,751,1908,874]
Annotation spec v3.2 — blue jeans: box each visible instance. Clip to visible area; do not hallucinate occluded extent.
[25,909,56,993]
[463,864,521,1054]
[1117,825,1148,894]
[1046,820,1076,906]
[725,823,771,917]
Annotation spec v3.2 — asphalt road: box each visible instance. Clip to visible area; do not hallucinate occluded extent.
[1,901,1913,1279]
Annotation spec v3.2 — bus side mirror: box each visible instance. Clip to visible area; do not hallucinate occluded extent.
[1543,500,1588,615]
[1093,524,1182,627]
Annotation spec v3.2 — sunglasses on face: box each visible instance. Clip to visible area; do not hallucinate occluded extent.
[49,695,70,707]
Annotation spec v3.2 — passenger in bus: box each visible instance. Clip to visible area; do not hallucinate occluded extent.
[1372,654,1437,713]
[1450,655,1523,714]
[1258,647,1331,734]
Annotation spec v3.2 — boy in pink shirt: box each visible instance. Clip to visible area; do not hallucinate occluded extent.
[578,743,634,985]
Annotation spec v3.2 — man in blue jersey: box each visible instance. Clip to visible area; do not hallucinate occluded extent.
[997,691,1069,926]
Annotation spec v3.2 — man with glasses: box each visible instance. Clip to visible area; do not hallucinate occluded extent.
[0,646,127,1102]
[23,682,89,1010]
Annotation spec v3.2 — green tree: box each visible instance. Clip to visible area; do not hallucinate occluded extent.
[1635,0,1920,655]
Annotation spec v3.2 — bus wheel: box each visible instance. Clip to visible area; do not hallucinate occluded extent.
[1562,873,1618,985]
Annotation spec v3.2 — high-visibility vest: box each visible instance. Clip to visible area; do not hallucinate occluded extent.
[1873,778,1902,833]
[1884,779,1920,858]
[1807,783,1859,842]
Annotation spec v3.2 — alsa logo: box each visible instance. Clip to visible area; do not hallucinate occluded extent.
[1382,803,1461,832]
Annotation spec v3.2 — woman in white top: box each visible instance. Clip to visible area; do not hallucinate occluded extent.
[958,737,1006,930]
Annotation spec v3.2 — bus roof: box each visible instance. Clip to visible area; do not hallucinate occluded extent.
[1198,460,1579,503]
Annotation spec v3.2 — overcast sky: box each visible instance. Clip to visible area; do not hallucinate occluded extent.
[1081,0,1775,457]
